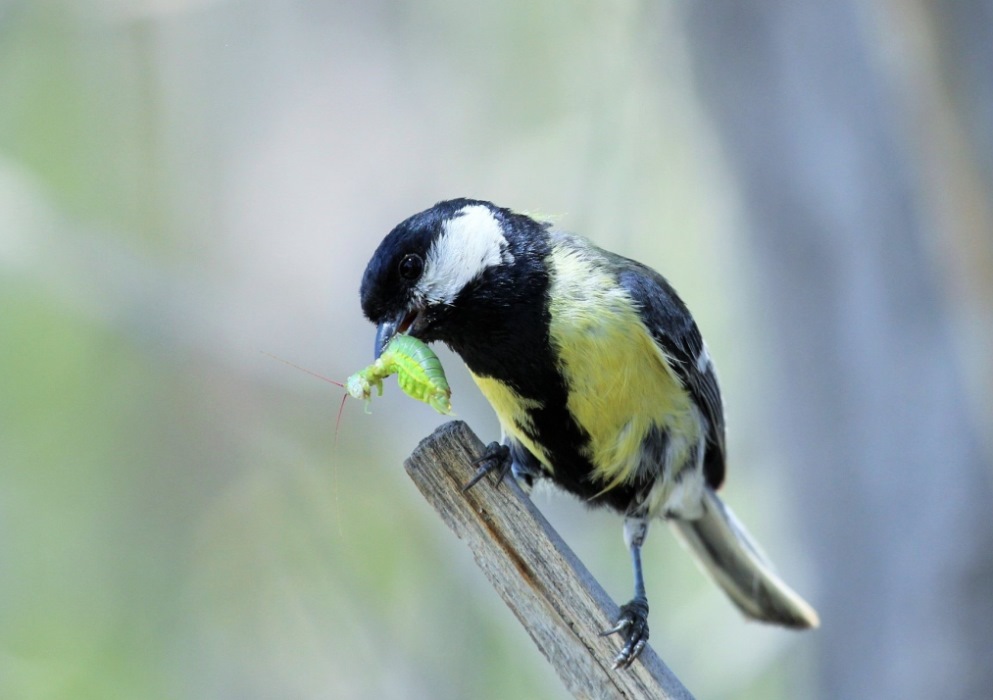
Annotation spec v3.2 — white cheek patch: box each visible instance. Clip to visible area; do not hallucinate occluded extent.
[417,204,514,305]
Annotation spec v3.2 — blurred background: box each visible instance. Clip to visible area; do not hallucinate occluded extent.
[2,1,991,698]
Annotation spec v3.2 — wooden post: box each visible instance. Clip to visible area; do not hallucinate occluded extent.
[404,421,694,700]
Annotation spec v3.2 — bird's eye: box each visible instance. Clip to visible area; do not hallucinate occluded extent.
[398,253,424,281]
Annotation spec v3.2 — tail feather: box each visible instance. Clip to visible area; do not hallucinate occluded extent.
[670,488,820,629]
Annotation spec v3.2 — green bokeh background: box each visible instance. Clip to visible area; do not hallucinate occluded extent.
[10,1,976,698]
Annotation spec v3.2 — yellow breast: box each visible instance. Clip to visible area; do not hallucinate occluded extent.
[547,244,700,491]
[470,375,552,471]
[469,240,702,498]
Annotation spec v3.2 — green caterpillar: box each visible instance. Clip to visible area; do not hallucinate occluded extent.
[346,334,452,415]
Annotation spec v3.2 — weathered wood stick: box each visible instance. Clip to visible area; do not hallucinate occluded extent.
[404,420,694,700]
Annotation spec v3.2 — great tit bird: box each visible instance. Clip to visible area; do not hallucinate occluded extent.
[359,198,819,668]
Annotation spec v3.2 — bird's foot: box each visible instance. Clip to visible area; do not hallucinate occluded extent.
[600,596,649,670]
[462,442,511,492]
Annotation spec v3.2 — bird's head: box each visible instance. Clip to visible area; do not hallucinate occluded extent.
[359,198,530,359]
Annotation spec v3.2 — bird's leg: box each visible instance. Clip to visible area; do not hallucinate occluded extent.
[509,458,540,494]
[462,442,512,492]
[601,517,650,669]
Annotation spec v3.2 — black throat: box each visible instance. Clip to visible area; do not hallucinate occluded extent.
[437,220,556,396]
[434,228,635,512]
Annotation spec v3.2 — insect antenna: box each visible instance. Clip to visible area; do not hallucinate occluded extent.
[261,350,350,538]
[333,391,348,450]
[260,351,345,388]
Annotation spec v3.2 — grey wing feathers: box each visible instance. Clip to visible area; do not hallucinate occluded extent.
[616,261,727,489]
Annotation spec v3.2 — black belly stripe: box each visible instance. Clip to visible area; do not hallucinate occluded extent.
[523,399,665,515]
[440,227,659,515]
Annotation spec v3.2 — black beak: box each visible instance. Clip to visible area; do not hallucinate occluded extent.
[375,308,428,359]
[374,317,400,359]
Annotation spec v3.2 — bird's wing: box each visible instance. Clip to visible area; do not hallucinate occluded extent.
[616,262,727,488]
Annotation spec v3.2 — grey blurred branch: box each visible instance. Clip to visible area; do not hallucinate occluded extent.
[404,421,694,700]
[682,3,993,698]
